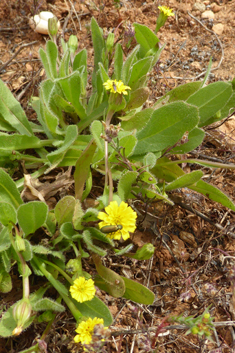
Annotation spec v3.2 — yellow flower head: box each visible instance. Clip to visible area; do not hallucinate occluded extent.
[69,277,96,303]
[98,201,137,240]
[103,79,131,95]
[158,6,174,17]
[74,317,104,345]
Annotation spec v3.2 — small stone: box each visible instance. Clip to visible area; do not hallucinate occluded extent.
[193,2,206,12]
[211,2,221,12]
[203,0,210,5]
[190,61,202,71]
[212,23,224,35]
[201,10,215,19]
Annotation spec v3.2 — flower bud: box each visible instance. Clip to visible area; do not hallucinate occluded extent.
[68,35,78,54]
[127,243,155,260]
[66,258,82,275]
[37,310,54,323]
[48,16,59,37]
[15,234,26,252]
[106,32,115,53]
[12,299,32,334]
[204,312,210,320]
[191,326,199,335]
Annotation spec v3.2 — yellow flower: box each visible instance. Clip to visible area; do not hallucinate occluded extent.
[70,277,96,303]
[74,317,104,345]
[158,6,174,17]
[98,201,137,240]
[103,79,131,95]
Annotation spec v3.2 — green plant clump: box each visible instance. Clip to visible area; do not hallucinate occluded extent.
[0,7,235,351]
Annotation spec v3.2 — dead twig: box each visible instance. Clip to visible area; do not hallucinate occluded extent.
[111,320,235,337]
[187,11,224,80]
[171,195,235,239]
[0,41,38,73]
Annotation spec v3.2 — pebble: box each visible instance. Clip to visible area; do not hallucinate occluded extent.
[190,61,202,71]
[201,10,215,19]
[210,2,221,12]
[212,23,224,35]
[193,2,206,12]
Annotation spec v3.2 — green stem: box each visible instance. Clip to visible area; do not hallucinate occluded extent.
[43,259,74,285]
[32,256,82,322]
[9,227,30,299]
[156,158,235,170]
[104,109,115,203]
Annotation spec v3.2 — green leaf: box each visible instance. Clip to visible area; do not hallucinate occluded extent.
[133,23,159,58]
[74,139,97,201]
[128,57,152,89]
[155,81,201,105]
[139,171,157,184]
[171,127,205,154]
[21,239,33,261]
[118,171,138,201]
[91,17,105,72]
[0,270,12,293]
[122,277,155,304]
[143,152,157,170]
[54,196,76,226]
[52,94,76,114]
[187,81,232,127]
[46,41,58,79]
[17,201,48,236]
[113,43,123,80]
[72,199,84,230]
[0,249,11,272]
[60,222,80,240]
[82,208,99,222]
[90,120,104,152]
[46,125,78,172]
[73,295,113,326]
[165,170,204,191]
[0,134,43,156]
[0,169,23,209]
[124,87,150,111]
[0,306,18,337]
[134,102,199,155]
[93,253,125,297]
[151,156,184,182]
[33,298,65,312]
[57,72,87,119]
[122,45,139,84]
[39,79,60,138]
[189,180,235,211]
[58,49,70,77]
[0,227,11,253]
[120,108,153,132]
[0,79,33,136]
[83,230,107,257]
[85,227,115,246]
[0,202,16,226]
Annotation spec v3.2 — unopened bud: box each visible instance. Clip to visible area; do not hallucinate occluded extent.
[48,16,59,37]
[127,243,155,260]
[37,310,54,323]
[66,259,82,275]
[106,32,115,53]
[15,234,26,252]
[68,35,78,54]
[13,298,32,332]
[191,326,199,335]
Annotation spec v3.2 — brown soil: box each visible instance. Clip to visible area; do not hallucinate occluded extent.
[1,0,235,352]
